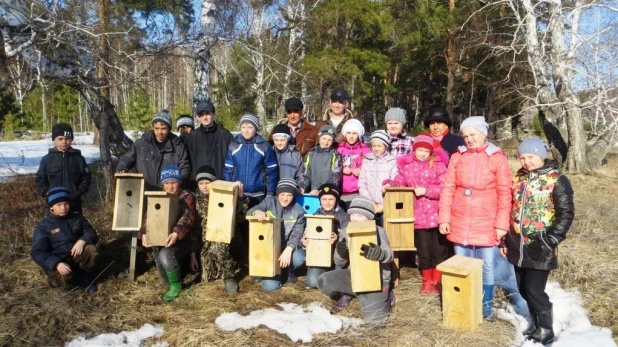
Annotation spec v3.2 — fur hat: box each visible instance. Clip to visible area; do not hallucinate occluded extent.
[341,119,365,138]
[384,107,406,125]
[413,134,434,153]
[317,183,341,202]
[47,187,72,207]
[152,109,172,129]
[160,165,182,184]
[518,137,548,159]
[460,116,488,137]
[52,123,74,141]
[195,165,217,182]
[240,114,260,132]
[276,178,298,196]
[348,195,375,220]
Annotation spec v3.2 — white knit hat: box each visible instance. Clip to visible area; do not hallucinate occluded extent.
[460,116,488,136]
[341,119,365,137]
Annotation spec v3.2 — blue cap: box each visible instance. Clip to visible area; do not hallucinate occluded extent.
[518,137,548,159]
[160,165,182,184]
[47,187,72,207]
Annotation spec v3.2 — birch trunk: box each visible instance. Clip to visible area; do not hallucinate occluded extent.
[193,0,216,107]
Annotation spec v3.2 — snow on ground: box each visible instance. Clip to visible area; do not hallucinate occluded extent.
[215,302,363,343]
[497,281,616,347]
[65,323,167,347]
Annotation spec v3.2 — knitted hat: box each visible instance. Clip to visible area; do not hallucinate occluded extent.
[370,130,390,148]
[47,187,72,207]
[196,100,215,114]
[460,116,488,137]
[176,115,194,130]
[424,106,452,127]
[195,165,217,183]
[240,114,260,132]
[160,165,182,184]
[348,195,375,220]
[272,123,291,140]
[152,109,172,129]
[341,118,365,138]
[284,97,304,111]
[413,134,434,153]
[330,87,349,101]
[52,123,74,140]
[276,178,298,196]
[318,124,336,141]
[317,183,341,202]
[384,107,406,125]
[518,137,548,159]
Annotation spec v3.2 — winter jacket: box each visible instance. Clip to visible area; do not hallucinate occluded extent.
[138,189,196,241]
[334,224,394,283]
[298,147,342,192]
[316,206,350,235]
[358,152,398,205]
[184,123,234,187]
[268,120,318,157]
[275,145,302,181]
[439,132,465,157]
[337,141,371,193]
[224,134,279,198]
[438,143,512,247]
[31,211,98,273]
[316,109,355,143]
[35,147,91,198]
[384,150,448,229]
[247,196,306,249]
[389,132,414,158]
[116,131,190,190]
[505,161,574,271]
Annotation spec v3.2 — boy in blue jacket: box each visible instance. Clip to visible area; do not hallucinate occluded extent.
[31,187,98,292]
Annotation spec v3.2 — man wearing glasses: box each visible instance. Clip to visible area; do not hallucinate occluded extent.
[269,97,318,157]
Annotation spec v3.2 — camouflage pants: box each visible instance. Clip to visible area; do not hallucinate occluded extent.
[47,245,98,288]
[201,240,237,281]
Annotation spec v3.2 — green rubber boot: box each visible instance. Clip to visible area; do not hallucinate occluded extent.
[162,268,183,302]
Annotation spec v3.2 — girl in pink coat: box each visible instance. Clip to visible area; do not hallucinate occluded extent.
[336,119,371,195]
[383,134,448,295]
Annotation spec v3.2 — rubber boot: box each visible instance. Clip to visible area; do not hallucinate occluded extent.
[431,268,442,295]
[523,311,538,336]
[482,284,495,321]
[530,309,555,345]
[420,269,434,295]
[162,268,182,302]
[224,278,238,293]
[75,269,97,293]
[335,294,353,310]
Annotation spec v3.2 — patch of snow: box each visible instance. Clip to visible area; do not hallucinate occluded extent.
[65,323,166,347]
[215,302,363,343]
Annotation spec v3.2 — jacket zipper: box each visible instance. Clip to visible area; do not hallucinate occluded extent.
[465,152,477,246]
[517,173,532,267]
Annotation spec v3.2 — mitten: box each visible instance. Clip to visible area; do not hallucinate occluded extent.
[336,239,349,259]
[360,242,387,262]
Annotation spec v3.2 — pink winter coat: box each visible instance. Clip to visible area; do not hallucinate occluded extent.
[358,152,398,205]
[337,141,371,193]
[438,143,512,247]
[383,150,448,230]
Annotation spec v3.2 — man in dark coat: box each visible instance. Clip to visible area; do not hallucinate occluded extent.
[423,106,465,157]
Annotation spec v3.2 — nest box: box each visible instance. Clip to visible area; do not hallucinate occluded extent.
[112,173,145,231]
[144,191,180,247]
[384,187,415,250]
[347,220,382,293]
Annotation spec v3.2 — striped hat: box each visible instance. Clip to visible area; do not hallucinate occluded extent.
[413,134,434,153]
[47,187,72,207]
[240,114,260,132]
[152,109,172,129]
[348,195,375,220]
[176,115,194,130]
[160,165,182,184]
[195,165,217,182]
[370,130,390,147]
[276,178,298,196]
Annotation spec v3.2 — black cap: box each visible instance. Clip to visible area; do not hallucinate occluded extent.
[424,106,452,127]
[196,100,215,114]
[317,183,341,202]
[330,87,349,101]
[284,97,304,111]
[52,123,74,140]
[272,124,290,136]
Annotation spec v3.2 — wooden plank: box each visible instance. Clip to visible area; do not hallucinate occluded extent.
[129,231,137,282]
[347,220,382,293]
[436,255,483,277]
[205,181,239,243]
[114,173,144,178]
[112,175,145,231]
[305,215,334,267]
[248,217,282,277]
[145,193,179,247]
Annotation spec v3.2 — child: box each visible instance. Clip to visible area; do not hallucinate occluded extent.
[300,183,349,288]
[384,107,414,158]
[383,135,448,295]
[336,119,371,195]
[224,114,279,207]
[271,124,302,181]
[138,165,196,302]
[31,187,98,292]
[316,196,394,326]
[176,114,194,140]
[358,130,398,226]
[503,137,574,344]
[247,179,306,291]
[36,123,91,215]
[192,165,248,293]
[298,125,342,195]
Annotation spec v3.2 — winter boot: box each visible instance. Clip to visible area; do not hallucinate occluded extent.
[162,268,183,302]
[420,269,435,295]
[388,290,396,309]
[529,309,555,345]
[430,268,441,295]
[482,284,495,321]
[523,311,538,337]
[286,269,298,285]
[75,269,97,293]
[224,278,238,294]
[335,294,353,310]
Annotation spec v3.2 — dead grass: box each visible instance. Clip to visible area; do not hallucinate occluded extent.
[0,158,617,346]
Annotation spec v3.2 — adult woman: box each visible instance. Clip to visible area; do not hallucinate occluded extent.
[438,116,512,320]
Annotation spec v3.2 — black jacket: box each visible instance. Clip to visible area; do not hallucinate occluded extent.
[116,131,190,190]
[184,122,233,187]
[35,147,91,198]
[441,132,466,157]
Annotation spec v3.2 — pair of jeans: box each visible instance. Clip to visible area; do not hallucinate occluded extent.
[261,247,306,291]
[494,247,530,319]
[453,243,495,285]
[152,239,190,285]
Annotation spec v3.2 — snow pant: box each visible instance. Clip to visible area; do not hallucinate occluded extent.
[46,245,97,287]
[515,267,552,316]
[494,248,530,319]
[152,239,190,285]
[317,269,390,325]
[414,228,448,270]
[261,248,306,291]
[201,240,238,281]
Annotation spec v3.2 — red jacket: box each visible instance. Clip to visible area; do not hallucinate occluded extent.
[438,143,512,246]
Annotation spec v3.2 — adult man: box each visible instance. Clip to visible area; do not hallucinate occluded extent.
[184,99,233,189]
[423,106,464,156]
[116,110,190,190]
[318,87,355,142]
[268,97,318,157]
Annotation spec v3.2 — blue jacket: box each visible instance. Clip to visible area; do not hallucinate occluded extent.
[31,211,98,273]
[224,134,279,198]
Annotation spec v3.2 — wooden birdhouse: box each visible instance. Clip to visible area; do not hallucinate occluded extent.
[346,220,382,293]
[205,180,239,244]
[112,173,145,231]
[305,215,334,268]
[296,194,321,215]
[384,187,415,250]
[436,255,484,331]
[247,216,282,278]
[144,191,180,247]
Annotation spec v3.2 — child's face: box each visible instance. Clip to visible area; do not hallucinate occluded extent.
[153,122,171,143]
[273,137,289,150]
[241,123,257,140]
[163,181,181,195]
[461,128,486,149]
[51,201,70,216]
[320,195,337,211]
[371,140,387,156]
[178,125,192,136]
[319,135,334,148]
[54,136,72,152]
[519,153,544,171]
[414,147,431,161]
[386,121,403,136]
[277,192,294,207]
[345,131,359,145]
[349,213,369,222]
[197,179,211,195]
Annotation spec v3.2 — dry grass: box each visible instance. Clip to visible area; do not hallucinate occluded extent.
[0,158,617,346]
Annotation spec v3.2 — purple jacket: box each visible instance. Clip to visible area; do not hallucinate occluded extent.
[336,141,371,194]
[358,152,398,205]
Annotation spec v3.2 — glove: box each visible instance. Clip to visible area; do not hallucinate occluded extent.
[360,242,387,262]
[336,239,349,259]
